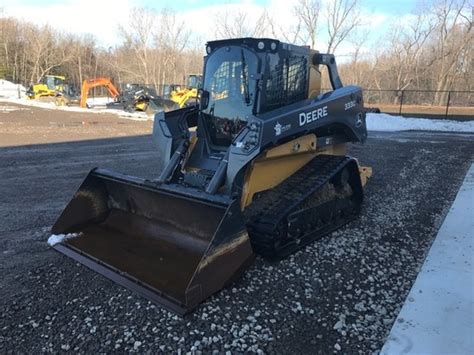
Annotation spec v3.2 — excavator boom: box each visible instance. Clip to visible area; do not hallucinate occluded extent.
[80,77,120,108]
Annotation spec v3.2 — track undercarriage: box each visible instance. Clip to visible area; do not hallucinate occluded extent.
[245,155,363,259]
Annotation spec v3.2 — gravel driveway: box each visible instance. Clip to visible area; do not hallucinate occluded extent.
[1,103,473,354]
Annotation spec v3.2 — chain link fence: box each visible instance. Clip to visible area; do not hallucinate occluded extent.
[15,77,471,121]
[143,85,474,120]
[363,89,474,121]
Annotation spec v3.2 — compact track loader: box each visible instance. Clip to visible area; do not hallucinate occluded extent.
[51,38,371,314]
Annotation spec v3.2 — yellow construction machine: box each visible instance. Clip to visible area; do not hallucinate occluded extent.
[27,75,68,100]
[169,74,202,108]
[50,38,371,314]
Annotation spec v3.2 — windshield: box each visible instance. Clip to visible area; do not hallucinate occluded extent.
[42,76,64,90]
[187,75,202,89]
[202,46,258,146]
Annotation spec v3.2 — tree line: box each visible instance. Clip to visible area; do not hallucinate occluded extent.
[0,8,203,94]
[0,0,471,104]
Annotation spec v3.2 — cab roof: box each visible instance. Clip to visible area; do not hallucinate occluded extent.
[205,37,310,56]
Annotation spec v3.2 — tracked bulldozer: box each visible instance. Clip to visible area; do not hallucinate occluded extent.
[51,38,371,314]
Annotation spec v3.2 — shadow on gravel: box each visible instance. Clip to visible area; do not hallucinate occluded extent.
[0,134,158,177]
[0,134,153,153]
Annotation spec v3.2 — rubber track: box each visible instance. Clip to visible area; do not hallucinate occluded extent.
[244,155,363,259]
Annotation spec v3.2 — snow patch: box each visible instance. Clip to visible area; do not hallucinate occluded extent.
[47,233,81,246]
[0,105,28,113]
[0,97,152,121]
[0,79,27,99]
[367,113,474,133]
[86,96,115,106]
[118,112,151,121]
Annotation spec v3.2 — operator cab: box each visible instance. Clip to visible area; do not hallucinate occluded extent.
[199,38,313,147]
[40,75,66,90]
[183,38,317,188]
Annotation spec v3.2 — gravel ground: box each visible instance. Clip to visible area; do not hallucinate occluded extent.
[1,103,473,354]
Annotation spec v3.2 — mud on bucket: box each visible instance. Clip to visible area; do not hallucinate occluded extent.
[51,168,254,314]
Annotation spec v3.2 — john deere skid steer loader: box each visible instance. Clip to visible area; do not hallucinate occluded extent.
[51,38,371,314]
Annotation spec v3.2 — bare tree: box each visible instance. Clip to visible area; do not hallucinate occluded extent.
[114,7,198,92]
[387,12,434,92]
[62,34,104,88]
[24,24,76,83]
[118,7,158,85]
[155,8,192,87]
[429,0,473,103]
[337,29,370,86]
[325,0,362,53]
[214,8,269,39]
[264,9,304,44]
[293,0,321,49]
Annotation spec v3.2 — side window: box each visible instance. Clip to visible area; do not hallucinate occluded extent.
[263,55,308,112]
[287,57,307,99]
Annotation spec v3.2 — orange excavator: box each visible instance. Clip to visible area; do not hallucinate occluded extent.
[80,77,120,108]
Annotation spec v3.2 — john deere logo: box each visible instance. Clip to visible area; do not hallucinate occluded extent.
[299,106,328,126]
[274,122,291,136]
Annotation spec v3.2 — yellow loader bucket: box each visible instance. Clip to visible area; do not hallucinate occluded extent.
[51,169,254,314]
